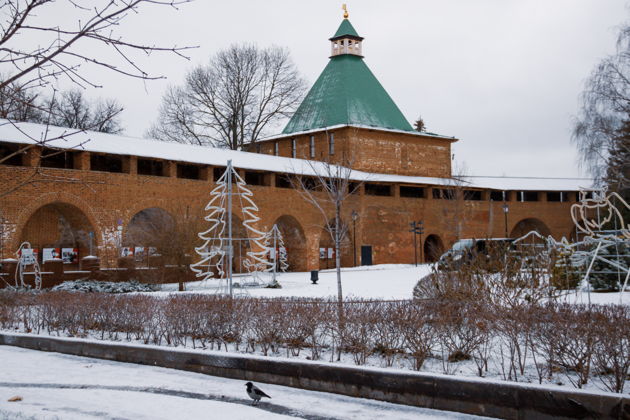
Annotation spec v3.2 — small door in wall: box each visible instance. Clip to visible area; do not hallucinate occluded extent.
[360,245,372,266]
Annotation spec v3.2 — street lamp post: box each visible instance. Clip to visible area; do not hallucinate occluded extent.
[409,220,424,266]
[411,222,417,266]
[419,223,424,263]
[351,210,358,266]
[502,203,509,237]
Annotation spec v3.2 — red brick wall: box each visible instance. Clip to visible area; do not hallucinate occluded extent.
[1,145,577,273]
[257,126,454,177]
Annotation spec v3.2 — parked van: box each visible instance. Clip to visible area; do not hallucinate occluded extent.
[437,238,514,271]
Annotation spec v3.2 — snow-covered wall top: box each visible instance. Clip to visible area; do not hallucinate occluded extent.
[0,120,592,191]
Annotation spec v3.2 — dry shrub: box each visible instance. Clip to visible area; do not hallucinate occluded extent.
[551,304,602,388]
[343,300,379,365]
[399,301,438,370]
[436,301,488,372]
[373,301,406,367]
[281,300,313,357]
[0,291,28,330]
[413,269,488,304]
[593,305,630,393]
[249,299,285,356]
[495,304,535,381]
[2,291,630,393]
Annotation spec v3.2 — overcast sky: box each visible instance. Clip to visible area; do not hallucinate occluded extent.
[62,0,628,179]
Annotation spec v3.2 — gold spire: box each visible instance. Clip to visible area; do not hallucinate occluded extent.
[342,4,349,19]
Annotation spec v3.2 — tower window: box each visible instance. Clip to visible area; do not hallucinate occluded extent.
[274,142,279,156]
[291,138,296,158]
[309,136,315,158]
[329,133,335,155]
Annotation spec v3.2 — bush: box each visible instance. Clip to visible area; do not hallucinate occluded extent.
[1,292,629,393]
[52,280,158,293]
[550,248,582,290]
[588,241,630,292]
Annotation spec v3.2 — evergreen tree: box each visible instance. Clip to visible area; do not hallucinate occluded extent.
[588,241,630,291]
[414,115,426,132]
[605,119,630,201]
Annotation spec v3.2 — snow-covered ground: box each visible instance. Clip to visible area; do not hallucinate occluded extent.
[159,264,433,300]
[0,345,492,420]
[157,263,630,304]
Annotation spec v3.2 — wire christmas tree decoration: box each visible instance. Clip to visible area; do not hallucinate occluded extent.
[262,224,289,287]
[190,160,273,296]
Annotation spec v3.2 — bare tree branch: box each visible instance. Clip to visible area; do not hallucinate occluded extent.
[573,21,630,196]
[289,156,363,312]
[0,0,196,92]
[148,44,306,149]
[0,0,195,198]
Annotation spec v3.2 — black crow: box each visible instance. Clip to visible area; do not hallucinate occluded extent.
[245,382,271,405]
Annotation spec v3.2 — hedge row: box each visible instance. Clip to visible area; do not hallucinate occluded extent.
[0,291,628,393]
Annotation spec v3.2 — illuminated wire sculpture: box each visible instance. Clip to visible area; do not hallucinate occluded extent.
[262,224,289,287]
[15,242,42,290]
[190,160,273,296]
[571,190,630,240]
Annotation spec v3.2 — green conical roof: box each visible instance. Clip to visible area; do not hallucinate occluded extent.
[282,52,413,134]
[332,19,361,39]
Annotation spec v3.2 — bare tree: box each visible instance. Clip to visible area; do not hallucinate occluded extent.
[148,44,306,149]
[440,164,474,241]
[44,89,124,134]
[290,158,362,312]
[124,206,205,290]
[573,22,630,193]
[0,0,193,95]
[0,0,193,194]
[0,79,42,122]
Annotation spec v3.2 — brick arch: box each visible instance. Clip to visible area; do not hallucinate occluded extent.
[271,214,307,272]
[423,234,444,263]
[260,208,311,234]
[122,200,177,228]
[123,207,176,247]
[316,222,353,270]
[13,192,101,251]
[510,217,551,239]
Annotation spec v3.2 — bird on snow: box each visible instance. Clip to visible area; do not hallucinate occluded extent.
[245,382,271,405]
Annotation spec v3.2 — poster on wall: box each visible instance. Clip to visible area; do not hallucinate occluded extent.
[61,248,78,264]
[148,247,159,256]
[120,247,134,258]
[269,247,287,260]
[319,248,326,259]
[42,248,61,262]
[18,248,39,265]
[134,246,146,262]
[327,247,335,259]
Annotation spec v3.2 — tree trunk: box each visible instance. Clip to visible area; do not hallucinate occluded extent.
[335,204,343,305]
[335,204,344,361]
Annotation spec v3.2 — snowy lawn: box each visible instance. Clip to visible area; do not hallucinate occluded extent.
[156,263,630,304]
[0,345,492,420]
[158,264,432,300]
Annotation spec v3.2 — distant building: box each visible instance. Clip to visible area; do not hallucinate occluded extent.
[0,15,589,287]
